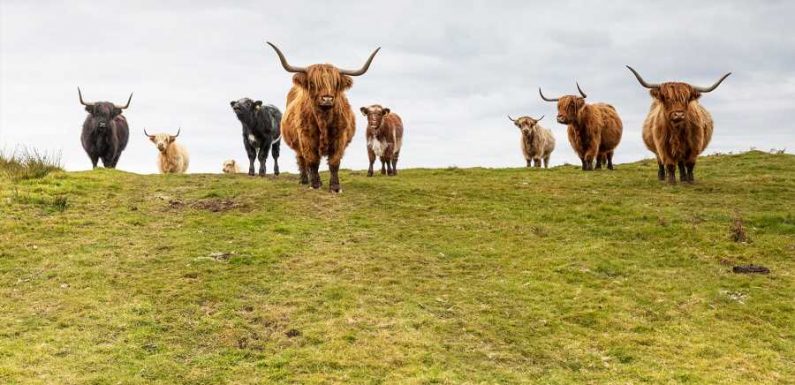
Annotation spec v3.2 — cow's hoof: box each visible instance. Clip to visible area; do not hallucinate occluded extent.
[329,185,341,193]
[248,172,255,176]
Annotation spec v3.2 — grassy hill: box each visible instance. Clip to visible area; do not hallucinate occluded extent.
[1,151,794,385]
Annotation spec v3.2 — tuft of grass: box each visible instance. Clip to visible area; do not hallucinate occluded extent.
[0,146,63,181]
[730,214,750,243]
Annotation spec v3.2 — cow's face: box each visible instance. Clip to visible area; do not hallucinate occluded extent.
[513,117,541,137]
[651,82,700,124]
[360,105,390,129]
[556,96,585,125]
[222,160,237,174]
[230,98,262,119]
[148,133,177,153]
[294,65,353,110]
[86,102,122,131]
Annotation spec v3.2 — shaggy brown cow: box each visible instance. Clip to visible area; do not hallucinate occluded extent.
[508,115,555,168]
[360,104,404,176]
[627,66,730,183]
[539,83,623,171]
[267,42,380,192]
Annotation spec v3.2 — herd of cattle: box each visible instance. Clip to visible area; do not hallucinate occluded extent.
[78,42,731,191]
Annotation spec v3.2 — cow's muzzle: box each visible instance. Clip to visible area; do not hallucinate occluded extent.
[556,116,568,124]
[670,111,686,122]
[319,96,334,109]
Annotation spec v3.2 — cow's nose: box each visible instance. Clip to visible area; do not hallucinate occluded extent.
[321,96,334,104]
[671,112,685,121]
[556,115,566,123]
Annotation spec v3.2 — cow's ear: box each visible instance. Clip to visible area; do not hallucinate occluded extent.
[230,101,236,107]
[691,91,702,101]
[84,105,94,113]
[113,108,122,116]
[293,73,307,88]
[360,107,368,116]
[254,100,263,108]
[650,88,661,100]
[382,108,390,115]
[340,75,353,90]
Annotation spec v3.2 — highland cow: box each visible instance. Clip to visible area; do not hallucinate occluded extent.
[222,160,241,174]
[78,87,132,168]
[267,41,380,192]
[627,66,730,183]
[360,104,404,176]
[230,98,281,176]
[508,115,555,168]
[145,128,189,174]
[540,83,623,171]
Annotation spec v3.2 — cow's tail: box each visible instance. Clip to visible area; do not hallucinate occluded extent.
[271,132,282,146]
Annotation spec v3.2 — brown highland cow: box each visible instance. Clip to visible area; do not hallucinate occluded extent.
[360,104,404,176]
[540,83,623,171]
[266,42,380,192]
[627,66,730,183]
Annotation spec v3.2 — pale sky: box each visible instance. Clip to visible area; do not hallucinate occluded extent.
[1,0,793,174]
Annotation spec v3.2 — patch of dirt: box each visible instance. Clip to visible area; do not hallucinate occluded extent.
[732,265,770,274]
[192,198,243,212]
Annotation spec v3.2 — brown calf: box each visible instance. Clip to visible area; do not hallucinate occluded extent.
[360,104,404,176]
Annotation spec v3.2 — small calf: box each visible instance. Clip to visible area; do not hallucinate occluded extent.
[509,115,555,168]
[360,104,404,176]
[145,128,189,174]
[222,160,241,174]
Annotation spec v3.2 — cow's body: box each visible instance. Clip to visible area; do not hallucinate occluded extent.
[231,98,281,176]
[77,88,132,168]
[361,105,403,176]
[510,115,554,168]
[627,66,729,183]
[540,85,622,170]
[268,42,380,192]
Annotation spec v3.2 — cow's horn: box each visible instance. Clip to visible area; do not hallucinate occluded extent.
[536,115,545,121]
[339,47,381,76]
[266,42,307,73]
[172,128,181,138]
[115,92,133,109]
[539,88,560,102]
[144,128,153,137]
[693,72,732,93]
[576,82,587,98]
[507,115,516,122]
[78,87,94,107]
[626,66,660,89]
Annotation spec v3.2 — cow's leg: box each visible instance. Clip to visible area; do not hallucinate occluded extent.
[534,158,542,168]
[665,163,676,184]
[580,157,587,170]
[544,156,550,168]
[328,154,344,193]
[685,158,697,183]
[656,160,665,181]
[271,140,280,176]
[296,154,309,185]
[308,160,322,189]
[101,154,113,168]
[257,142,270,177]
[391,151,400,176]
[606,151,614,170]
[89,153,99,169]
[526,158,532,167]
[367,147,376,177]
[380,158,387,175]
[677,161,687,183]
[245,140,257,176]
[595,154,603,170]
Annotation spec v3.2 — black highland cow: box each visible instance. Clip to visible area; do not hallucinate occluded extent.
[78,87,132,168]
[230,98,282,176]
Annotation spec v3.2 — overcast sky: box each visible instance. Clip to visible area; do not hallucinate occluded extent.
[1,0,793,174]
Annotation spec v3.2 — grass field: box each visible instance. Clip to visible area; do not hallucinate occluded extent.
[1,151,794,384]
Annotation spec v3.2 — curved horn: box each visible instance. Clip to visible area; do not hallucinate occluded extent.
[536,115,545,121]
[339,47,381,76]
[115,92,133,109]
[172,128,181,138]
[144,128,153,137]
[539,88,559,102]
[626,66,660,89]
[507,115,517,122]
[693,72,732,93]
[266,42,307,73]
[576,82,587,98]
[78,87,94,107]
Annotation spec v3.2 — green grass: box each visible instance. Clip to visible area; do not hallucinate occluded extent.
[1,151,793,384]
[0,147,62,181]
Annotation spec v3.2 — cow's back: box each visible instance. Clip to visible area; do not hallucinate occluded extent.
[113,115,130,152]
[385,113,403,153]
[593,103,623,151]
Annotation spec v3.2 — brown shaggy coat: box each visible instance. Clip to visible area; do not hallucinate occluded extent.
[555,96,623,171]
[511,116,555,168]
[642,83,714,183]
[147,132,189,174]
[360,104,404,176]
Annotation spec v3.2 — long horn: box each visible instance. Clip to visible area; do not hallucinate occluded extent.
[266,42,307,73]
[539,88,559,102]
[115,92,133,109]
[144,128,153,138]
[78,87,94,107]
[172,128,181,138]
[693,72,732,93]
[507,115,516,122]
[536,115,545,121]
[626,66,660,89]
[339,47,381,76]
[576,82,587,98]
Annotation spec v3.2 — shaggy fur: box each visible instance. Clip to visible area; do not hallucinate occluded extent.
[222,159,240,174]
[281,64,357,192]
[642,83,714,183]
[230,98,281,176]
[360,104,404,176]
[147,132,189,174]
[554,96,623,171]
[512,116,555,168]
[80,102,130,168]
